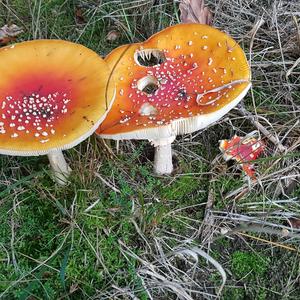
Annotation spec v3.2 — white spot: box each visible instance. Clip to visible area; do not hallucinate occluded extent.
[120,117,131,124]
[138,102,158,116]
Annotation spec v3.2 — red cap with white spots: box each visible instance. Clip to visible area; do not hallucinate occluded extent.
[96,23,250,140]
[0,39,115,156]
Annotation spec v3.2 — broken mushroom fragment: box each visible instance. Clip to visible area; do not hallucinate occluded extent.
[219,133,265,179]
[0,40,115,184]
[97,23,251,174]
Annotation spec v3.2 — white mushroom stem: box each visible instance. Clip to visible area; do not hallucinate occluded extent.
[151,136,176,175]
[47,151,72,185]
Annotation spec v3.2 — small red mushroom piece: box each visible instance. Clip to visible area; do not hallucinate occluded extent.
[96,24,251,174]
[219,133,265,178]
[0,40,115,184]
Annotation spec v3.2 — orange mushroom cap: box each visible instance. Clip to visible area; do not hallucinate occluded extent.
[96,23,250,140]
[0,40,115,155]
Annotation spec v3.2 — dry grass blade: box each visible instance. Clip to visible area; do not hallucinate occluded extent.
[176,247,227,297]
[138,269,195,300]
[237,103,287,153]
[286,56,300,78]
[179,0,213,25]
[237,232,297,252]
[116,239,220,299]
[94,171,120,193]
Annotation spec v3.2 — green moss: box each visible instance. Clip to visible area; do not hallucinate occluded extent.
[161,175,199,201]
[231,250,269,279]
[220,250,270,300]
[223,287,245,300]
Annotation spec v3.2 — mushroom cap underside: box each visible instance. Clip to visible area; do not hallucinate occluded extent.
[0,39,115,155]
[97,23,250,140]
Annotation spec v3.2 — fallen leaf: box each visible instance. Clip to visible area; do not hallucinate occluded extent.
[0,24,23,46]
[179,0,213,25]
[219,133,265,179]
[106,30,120,42]
[289,218,300,229]
[75,7,85,24]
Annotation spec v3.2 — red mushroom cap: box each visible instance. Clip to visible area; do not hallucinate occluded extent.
[0,40,115,155]
[219,134,265,178]
[96,24,250,140]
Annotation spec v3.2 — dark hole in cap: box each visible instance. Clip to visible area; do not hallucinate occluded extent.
[134,49,166,67]
[142,83,159,94]
[137,75,159,95]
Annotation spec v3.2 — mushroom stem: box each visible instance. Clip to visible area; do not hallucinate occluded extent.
[47,151,72,185]
[151,136,176,175]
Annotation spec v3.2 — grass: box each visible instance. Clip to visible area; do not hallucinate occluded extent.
[0,0,300,299]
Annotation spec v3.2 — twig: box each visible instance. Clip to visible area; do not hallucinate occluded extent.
[201,182,215,241]
[285,16,300,79]
[94,172,121,193]
[238,232,297,251]
[286,56,300,78]
[237,103,287,153]
[201,159,219,242]
[84,198,101,212]
[248,17,265,69]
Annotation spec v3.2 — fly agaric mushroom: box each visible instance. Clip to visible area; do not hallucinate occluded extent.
[97,24,251,174]
[0,40,115,184]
